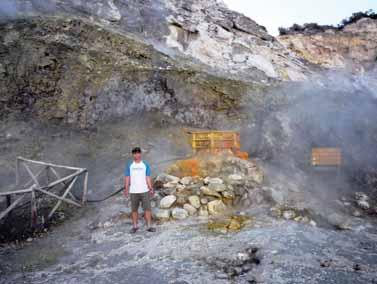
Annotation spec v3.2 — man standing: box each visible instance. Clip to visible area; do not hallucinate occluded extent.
[124,147,156,233]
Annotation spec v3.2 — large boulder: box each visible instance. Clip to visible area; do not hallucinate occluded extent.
[155,173,180,184]
[199,206,209,217]
[155,209,171,220]
[172,208,189,220]
[160,195,177,209]
[282,210,297,220]
[188,195,201,209]
[355,192,370,210]
[249,168,264,185]
[175,194,188,206]
[180,176,193,185]
[204,177,224,185]
[200,186,222,198]
[207,200,227,215]
[208,183,227,192]
[227,174,245,185]
[183,203,197,215]
[200,197,209,205]
[222,191,235,199]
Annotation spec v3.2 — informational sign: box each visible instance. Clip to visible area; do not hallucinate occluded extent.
[311,148,342,167]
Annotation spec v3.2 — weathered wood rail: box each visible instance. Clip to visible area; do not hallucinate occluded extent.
[0,157,88,227]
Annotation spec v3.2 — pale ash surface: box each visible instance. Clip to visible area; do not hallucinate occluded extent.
[1,196,377,284]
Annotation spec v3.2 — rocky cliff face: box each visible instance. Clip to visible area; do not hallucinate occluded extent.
[278,18,377,72]
[3,0,310,81]
[0,0,313,128]
[0,16,270,128]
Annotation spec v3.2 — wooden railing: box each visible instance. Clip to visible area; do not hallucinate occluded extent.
[0,157,88,227]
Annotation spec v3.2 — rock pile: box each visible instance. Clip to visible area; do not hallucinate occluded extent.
[355,192,371,210]
[205,246,260,282]
[153,154,264,221]
[270,206,317,227]
[354,191,377,215]
[207,215,252,234]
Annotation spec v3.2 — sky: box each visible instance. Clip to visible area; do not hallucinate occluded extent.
[223,0,377,35]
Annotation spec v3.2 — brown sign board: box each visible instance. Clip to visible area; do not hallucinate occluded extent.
[311,148,342,166]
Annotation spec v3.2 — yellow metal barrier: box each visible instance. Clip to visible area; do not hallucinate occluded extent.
[191,130,240,152]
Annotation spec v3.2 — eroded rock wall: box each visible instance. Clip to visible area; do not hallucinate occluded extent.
[2,0,311,82]
[278,18,377,72]
[0,17,269,128]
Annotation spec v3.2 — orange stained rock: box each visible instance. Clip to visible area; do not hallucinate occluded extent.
[234,150,249,160]
[173,158,201,177]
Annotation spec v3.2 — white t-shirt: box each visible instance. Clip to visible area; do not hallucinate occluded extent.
[124,160,151,193]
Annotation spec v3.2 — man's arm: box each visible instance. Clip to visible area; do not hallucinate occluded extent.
[145,162,153,195]
[146,176,153,195]
[124,176,130,198]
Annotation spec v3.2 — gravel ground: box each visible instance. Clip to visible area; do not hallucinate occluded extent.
[1,196,376,284]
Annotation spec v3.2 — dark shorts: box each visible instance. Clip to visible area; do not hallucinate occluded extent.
[130,192,151,212]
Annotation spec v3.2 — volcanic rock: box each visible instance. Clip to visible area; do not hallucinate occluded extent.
[172,208,189,220]
[200,186,222,198]
[155,209,171,220]
[183,203,197,215]
[188,195,201,209]
[160,195,177,209]
[207,200,227,215]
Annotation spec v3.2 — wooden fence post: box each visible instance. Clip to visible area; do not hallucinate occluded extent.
[31,187,37,227]
[1,157,88,225]
[15,157,20,186]
[82,171,89,204]
[48,176,78,219]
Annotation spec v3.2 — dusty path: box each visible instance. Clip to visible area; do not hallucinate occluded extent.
[1,196,377,284]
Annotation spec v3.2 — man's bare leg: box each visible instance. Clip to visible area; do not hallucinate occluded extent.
[131,211,138,230]
[144,210,152,227]
[144,210,156,232]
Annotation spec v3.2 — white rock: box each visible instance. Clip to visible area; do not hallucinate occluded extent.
[204,177,223,185]
[180,176,193,185]
[208,183,227,192]
[160,195,176,209]
[155,209,170,220]
[103,221,112,228]
[249,168,264,185]
[176,184,186,191]
[309,220,317,227]
[172,208,189,220]
[208,177,224,184]
[237,252,250,262]
[227,174,245,185]
[183,203,197,215]
[156,173,180,184]
[228,174,243,181]
[207,200,227,215]
[200,186,221,198]
[199,206,209,217]
[355,192,369,201]
[282,210,296,220]
[26,237,33,242]
[188,195,201,209]
[357,200,370,210]
[221,191,235,199]
[301,216,310,223]
[200,197,209,205]
[163,181,178,188]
